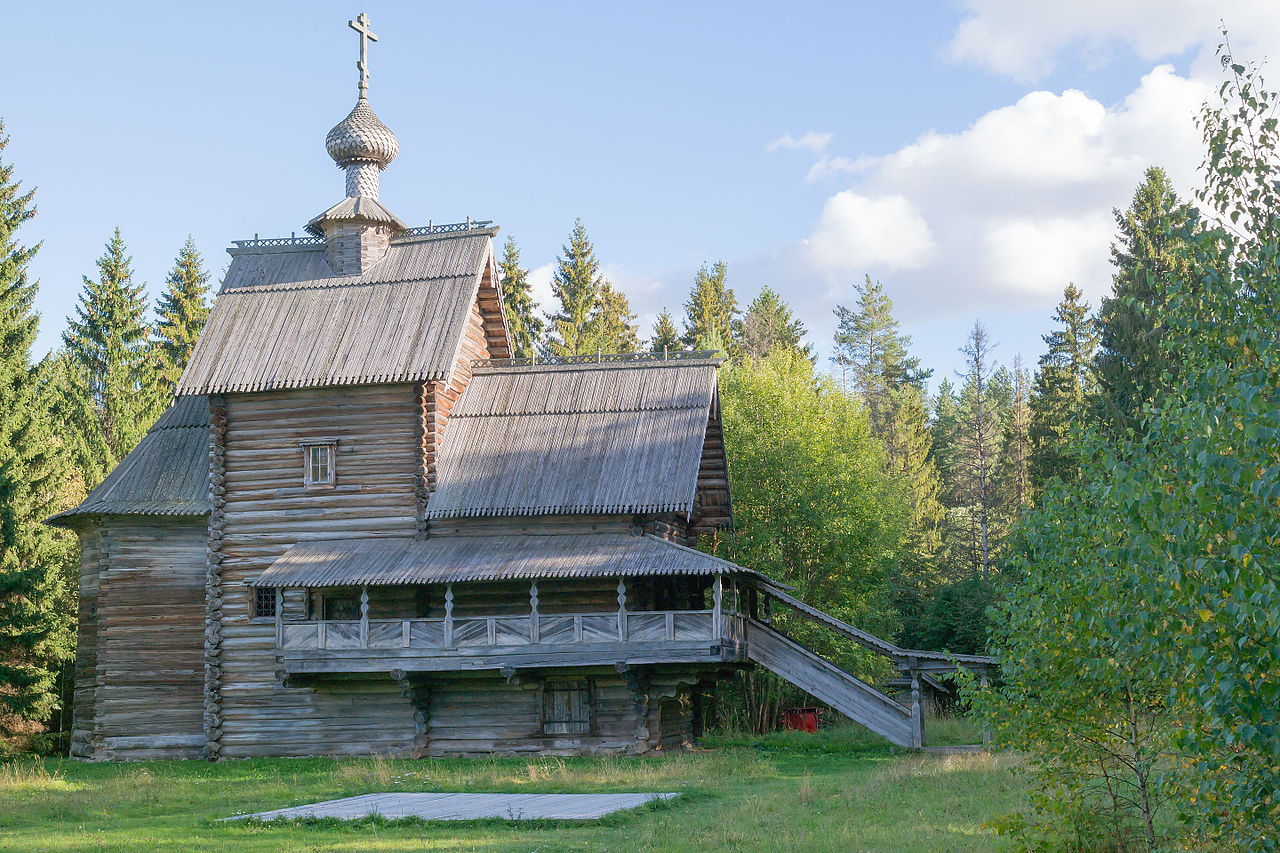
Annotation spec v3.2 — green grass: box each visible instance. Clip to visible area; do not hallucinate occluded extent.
[1,724,1027,852]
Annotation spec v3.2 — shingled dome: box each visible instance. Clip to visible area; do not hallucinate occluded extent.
[325,98,399,168]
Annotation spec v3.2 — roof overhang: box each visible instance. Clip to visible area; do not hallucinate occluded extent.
[251,533,773,588]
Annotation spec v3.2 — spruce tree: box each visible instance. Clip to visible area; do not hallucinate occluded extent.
[994,354,1032,514]
[648,309,681,354]
[1094,166,1194,432]
[153,236,210,397]
[62,228,160,478]
[0,122,75,730]
[497,235,543,358]
[681,261,736,351]
[586,280,639,353]
[735,285,811,359]
[1029,283,1098,487]
[543,219,603,357]
[955,320,1001,579]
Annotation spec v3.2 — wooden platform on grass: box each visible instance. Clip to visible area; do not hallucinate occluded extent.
[225,791,680,821]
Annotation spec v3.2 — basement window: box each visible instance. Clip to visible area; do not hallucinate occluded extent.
[542,680,593,735]
[254,586,277,619]
[301,442,336,488]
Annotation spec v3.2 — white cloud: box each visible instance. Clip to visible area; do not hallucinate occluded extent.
[808,193,936,272]
[528,262,555,313]
[981,213,1113,298]
[726,63,1214,349]
[947,0,1280,81]
[766,131,833,153]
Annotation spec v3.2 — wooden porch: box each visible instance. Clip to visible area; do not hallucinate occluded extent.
[272,576,749,675]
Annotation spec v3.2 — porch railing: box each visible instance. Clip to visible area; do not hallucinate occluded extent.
[279,610,743,652]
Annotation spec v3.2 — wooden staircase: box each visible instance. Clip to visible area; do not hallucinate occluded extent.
[741,582,993,749]
[745,619,917,746]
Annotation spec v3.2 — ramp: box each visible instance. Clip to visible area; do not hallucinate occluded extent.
[745,618,918,747]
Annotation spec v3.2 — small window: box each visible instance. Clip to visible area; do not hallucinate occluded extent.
[255,586,277,619]
[542,680,593,735]
[302,442,335,487]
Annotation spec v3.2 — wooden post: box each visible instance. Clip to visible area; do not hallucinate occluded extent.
[486,616,497,646]
[981,671,992,747]
[909,657,924,749]
[402,619,411,648]
[318,620,327,650]
[712,573,723,641]
[617,577,628,641]
[274,587,284,647]
[529,580,540,644]
[444,583,454,648]
[359,586,369,648]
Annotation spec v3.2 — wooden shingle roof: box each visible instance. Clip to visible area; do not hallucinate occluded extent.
[427,358,723,519]
[48,396,210,525]
[252,532,767,587]
[175,228,496,395]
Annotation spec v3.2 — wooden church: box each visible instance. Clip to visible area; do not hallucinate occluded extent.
[50,14,985,761]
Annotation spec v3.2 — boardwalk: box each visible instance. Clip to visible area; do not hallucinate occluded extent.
[226,791,680,821]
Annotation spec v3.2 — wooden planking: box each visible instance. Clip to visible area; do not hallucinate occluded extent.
[745,619,914,747]
[85,520,208,760]
[254,533,762,588]
[427,363,717,519]
[52,396,210,523]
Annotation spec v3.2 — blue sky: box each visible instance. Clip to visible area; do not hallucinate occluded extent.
[5,1,1275,383]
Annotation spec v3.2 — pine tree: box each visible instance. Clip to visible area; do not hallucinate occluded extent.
[62,228,160,477]
[832,275,927,405]
[586,280,639,353]
[681,261,736,351]
[543,219,603,357]
[0,122,76,730]
[1029,283,1098,487]
[153,236,210,397]
[648,309,681,354]
[1094,166,1195,432]
[735,285,811,359]
[497,235,543,358]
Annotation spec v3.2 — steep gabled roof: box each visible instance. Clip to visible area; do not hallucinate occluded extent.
[175,227,496,395]
[427,356,724,519]
[48,396,210,525]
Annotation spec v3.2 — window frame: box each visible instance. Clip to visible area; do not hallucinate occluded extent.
[300,440,337,489]
[253,585,277,621]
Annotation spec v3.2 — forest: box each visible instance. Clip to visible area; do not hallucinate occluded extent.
[0,54,1276,853]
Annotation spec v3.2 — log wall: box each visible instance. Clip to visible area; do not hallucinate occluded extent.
[72,519,207,760]
[216,383,423,757]
[424,666,704,757]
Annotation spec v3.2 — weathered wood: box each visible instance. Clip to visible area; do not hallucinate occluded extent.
[744,619,914,747]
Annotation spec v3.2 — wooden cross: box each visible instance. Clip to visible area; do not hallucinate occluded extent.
[349,12,378,97]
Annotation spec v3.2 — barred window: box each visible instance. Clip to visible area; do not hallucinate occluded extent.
[302,442,335,487]
[542,680,592,735]
[254,586,277,619]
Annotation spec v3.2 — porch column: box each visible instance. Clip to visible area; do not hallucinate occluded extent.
[711,573,723,641]
[359,585,369,648]
[444,583,454,648]
[529,580,540,644]
[909,657,925,749]
[274,587,284,646]
[617,577,628,641]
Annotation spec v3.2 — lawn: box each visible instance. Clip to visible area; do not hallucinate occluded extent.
[1,723,1028,852]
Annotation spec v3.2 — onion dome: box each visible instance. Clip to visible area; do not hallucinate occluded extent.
[325,98,399,169]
